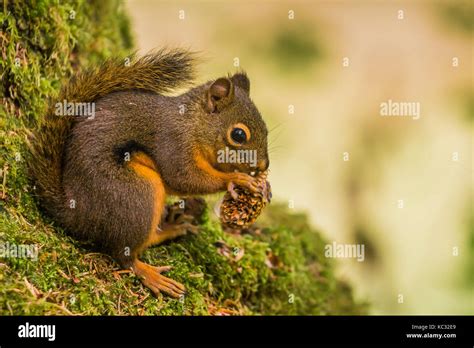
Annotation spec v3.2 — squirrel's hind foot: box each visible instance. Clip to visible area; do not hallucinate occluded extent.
[163,198,207,225]
[132,260,185,298]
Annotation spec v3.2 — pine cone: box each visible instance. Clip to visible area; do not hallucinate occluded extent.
[219,172,272,229]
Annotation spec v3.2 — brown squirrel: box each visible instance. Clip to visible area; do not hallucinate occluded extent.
[28,49,269,298]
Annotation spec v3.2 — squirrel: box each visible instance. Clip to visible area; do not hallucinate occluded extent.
[28,49,269,298]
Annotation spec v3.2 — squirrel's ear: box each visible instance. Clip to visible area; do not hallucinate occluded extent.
[206,77,234,113]
[231,72,250,95]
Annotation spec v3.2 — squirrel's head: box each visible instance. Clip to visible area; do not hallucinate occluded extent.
[197,72,269,175]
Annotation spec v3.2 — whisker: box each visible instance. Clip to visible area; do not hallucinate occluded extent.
[268,146,284,155]
[268,128,285,147]
[268,121,287,134]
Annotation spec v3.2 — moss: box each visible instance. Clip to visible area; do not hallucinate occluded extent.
[0,201,367,315]
[0,0,366,315]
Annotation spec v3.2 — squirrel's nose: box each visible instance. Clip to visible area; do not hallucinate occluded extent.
[258,158,269,172]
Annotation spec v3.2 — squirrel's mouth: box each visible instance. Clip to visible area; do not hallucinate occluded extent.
[212,156,264,177]
[233,168,258,177]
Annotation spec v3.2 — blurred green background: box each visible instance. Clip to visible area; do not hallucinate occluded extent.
[125,0,473,314]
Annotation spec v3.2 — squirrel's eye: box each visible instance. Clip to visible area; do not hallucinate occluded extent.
[227,123,251,146]
[231,127,247,144]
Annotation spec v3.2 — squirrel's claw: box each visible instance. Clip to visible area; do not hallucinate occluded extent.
[149,273,186,298]
[181,222,199,235]
[227,181,239,200]
[132,261,185,298]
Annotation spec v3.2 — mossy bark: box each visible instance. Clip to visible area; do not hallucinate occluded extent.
[0,0,366,315]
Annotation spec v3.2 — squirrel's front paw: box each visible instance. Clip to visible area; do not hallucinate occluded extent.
[227,172,259,198]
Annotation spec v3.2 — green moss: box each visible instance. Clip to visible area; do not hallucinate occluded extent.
[0,202,366,315]
[0,0,366,315]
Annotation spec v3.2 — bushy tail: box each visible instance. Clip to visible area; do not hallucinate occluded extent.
[28,48,196,218]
